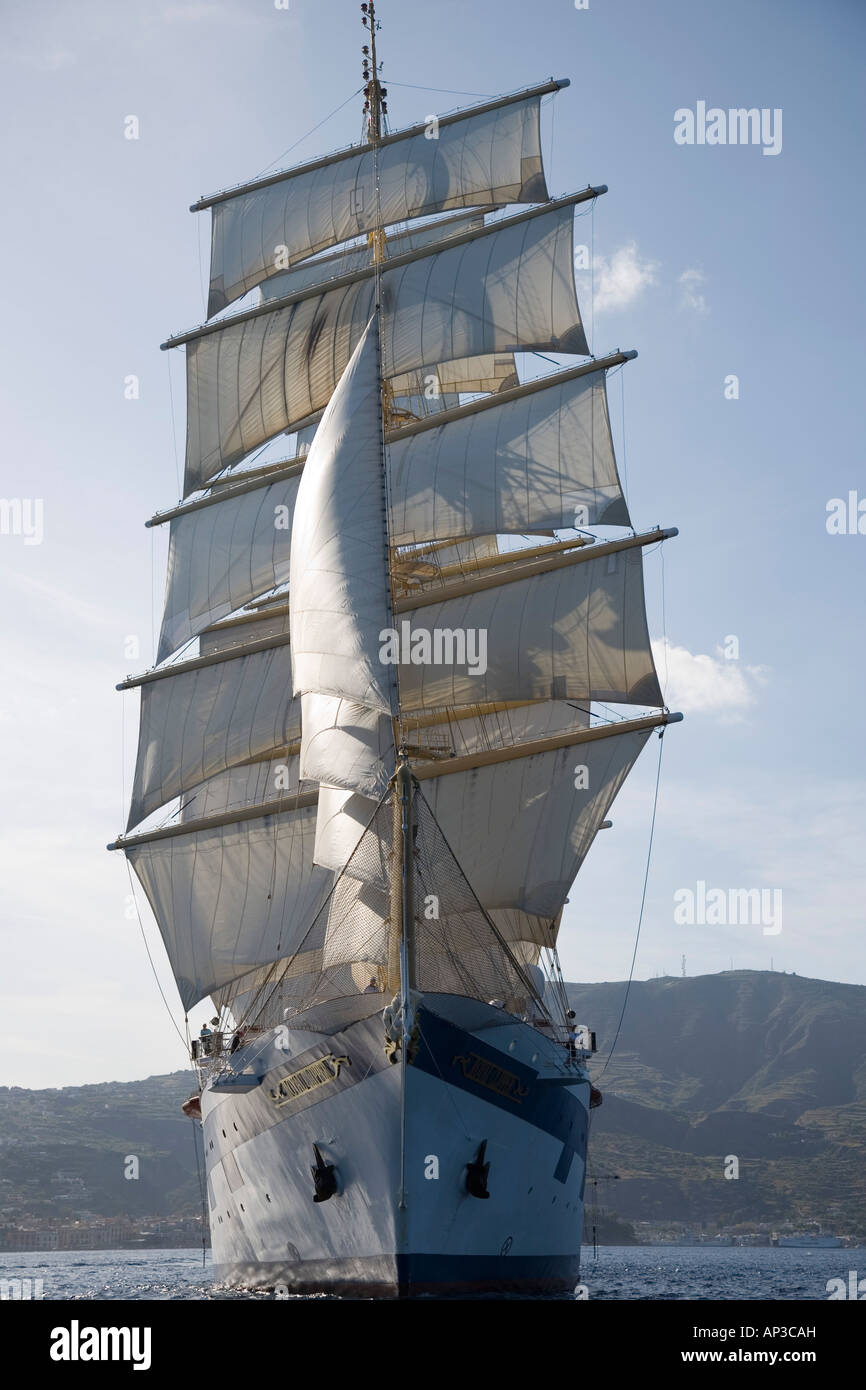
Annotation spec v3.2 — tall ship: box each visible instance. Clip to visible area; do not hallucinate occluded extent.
[109,4,680,1296]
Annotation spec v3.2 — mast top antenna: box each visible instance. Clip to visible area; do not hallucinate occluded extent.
[361,2,387,142]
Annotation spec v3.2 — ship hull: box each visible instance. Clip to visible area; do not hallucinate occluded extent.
[201,995,588,1297]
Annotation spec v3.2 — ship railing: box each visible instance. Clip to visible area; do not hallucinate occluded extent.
[190,1025,265,1073]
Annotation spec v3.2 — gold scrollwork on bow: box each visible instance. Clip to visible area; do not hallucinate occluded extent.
[269,1054,351,1107]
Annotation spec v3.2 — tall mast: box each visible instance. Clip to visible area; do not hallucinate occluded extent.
[364,5,405,1001]
[362,2,389,270]
[388,757,414,997]
[364,0,402,782]
[361,2,387,143]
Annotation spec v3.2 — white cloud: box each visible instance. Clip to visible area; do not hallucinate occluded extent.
[593,242,659,313]
[679,267,708,314]
[652,638,768,718]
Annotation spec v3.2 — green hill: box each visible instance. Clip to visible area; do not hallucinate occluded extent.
[570,971,866,1232]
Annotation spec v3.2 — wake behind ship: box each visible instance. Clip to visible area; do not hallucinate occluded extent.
[109,2,680,1297]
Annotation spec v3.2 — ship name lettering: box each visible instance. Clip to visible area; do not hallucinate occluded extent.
[451,1052,529,1102]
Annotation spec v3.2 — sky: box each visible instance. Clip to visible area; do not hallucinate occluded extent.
[1,0,864,1088]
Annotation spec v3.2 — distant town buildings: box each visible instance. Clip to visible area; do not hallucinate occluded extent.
[0,1216,208,1252]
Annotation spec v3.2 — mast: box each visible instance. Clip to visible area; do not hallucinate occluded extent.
[366,3,406,1001]
[388,756,415,997]
[363,1,388,267]
[362,2,387,143]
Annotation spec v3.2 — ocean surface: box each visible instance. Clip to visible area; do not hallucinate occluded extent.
[2,1246,861,1300]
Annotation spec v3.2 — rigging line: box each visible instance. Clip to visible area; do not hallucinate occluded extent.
[565,701,609,725]
[530,350,564,368]
[596,727,666,1079]
[124,859,190,1052]
[251,87,364,181]
[383,81,495,98]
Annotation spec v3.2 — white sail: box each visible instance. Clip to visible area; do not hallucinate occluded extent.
[259,209,487,300]
[289,315,396,714]
[388,352,517,401]
[388,363,629,545]
[395,544,662,711]
[199,606,290,655]
[157,473,299,661]
[312,722,650,920]
[127,803,332,1008]
[181,201,585,494]
[126,640,299,829]
[178,755,301,823]
[202,87,556,313]
[310,700,589,864]
[157,353,628,663]
[300,693,393,798]
[418,727,651,917]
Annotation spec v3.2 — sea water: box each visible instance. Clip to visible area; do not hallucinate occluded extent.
[1,1246,861,1300]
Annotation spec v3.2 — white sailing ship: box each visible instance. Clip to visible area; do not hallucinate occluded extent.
[110,4,680,1296]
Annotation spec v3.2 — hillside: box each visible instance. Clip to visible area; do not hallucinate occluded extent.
[0,972,863,1235]
[570,971,866,1232]
[0,1072,201,1223]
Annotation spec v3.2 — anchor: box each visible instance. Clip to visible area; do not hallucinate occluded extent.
[310,1144,338,1203]
[465,1139,490,1200]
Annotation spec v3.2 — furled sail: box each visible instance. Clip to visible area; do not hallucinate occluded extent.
[196,82,564,314]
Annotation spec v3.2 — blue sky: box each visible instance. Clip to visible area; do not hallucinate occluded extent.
[1,0,864,1087]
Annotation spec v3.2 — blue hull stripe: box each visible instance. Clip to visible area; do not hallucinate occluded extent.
[412,1008,587,1170]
